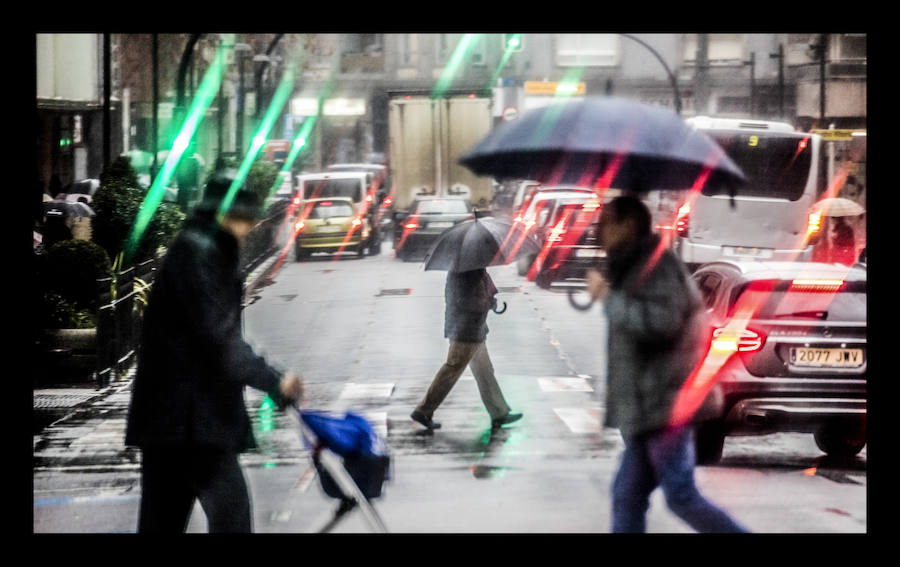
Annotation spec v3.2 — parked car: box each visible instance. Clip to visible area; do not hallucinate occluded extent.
[293,198,370,261]
[394,196,474,261]
[690,260,867,464]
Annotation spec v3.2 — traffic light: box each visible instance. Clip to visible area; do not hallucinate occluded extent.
[504,34,523,52]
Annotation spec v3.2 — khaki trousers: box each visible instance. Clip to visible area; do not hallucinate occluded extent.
[415,340,511,421]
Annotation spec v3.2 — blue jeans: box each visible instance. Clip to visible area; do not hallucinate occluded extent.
[611,424,749,533]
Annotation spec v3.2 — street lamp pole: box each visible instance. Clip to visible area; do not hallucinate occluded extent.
[620,33,682,115]
[234,43,251,158]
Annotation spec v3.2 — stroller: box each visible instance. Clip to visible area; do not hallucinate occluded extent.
[294,409,391,533]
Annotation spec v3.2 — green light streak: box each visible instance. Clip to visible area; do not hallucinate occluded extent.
[125,44,228,263]
[431,34,481,98]
[219,64,298,219]
[488,47,514,90]
[555,66,584,99]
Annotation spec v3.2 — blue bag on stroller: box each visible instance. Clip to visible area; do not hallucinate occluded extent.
[299,410,391,499]
[297,410,391,532]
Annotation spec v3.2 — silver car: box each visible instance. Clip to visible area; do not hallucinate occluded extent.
[690,261,866,463]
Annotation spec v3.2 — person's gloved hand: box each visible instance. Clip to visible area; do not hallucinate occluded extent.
[278,372,304,408]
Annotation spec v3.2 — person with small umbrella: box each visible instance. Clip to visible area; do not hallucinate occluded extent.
[810,197,863,266]
[458,97,749,532]
[410,217,537,431]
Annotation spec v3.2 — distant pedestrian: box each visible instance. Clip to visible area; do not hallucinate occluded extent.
[125,170,304,533]
[586,195,748,533]
[411,268,522,431]
[830,216,857,266]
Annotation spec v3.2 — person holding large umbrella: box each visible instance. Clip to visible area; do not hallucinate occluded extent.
[458,97,749,533]
[409,217,540,431]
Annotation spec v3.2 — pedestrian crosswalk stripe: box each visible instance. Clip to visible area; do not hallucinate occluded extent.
[538,377,593,392]
[360,411,388,438]
[554,408,602,433]
[339,383,395,399]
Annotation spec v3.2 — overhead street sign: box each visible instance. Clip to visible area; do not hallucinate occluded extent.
[524,81,586,96]
[811,129,866,141]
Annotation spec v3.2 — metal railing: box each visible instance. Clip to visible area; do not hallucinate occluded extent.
[92,210,281,388]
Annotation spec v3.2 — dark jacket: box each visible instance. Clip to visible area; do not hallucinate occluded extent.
[125,213,285,453]
[443,269,498,343]
[602,234,713,437]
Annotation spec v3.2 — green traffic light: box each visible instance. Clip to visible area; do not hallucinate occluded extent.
[505,34,522,52]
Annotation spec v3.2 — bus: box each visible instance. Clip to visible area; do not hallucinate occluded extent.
[674,117,824,271]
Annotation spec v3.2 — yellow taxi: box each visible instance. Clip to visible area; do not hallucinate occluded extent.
[293,197,370,261]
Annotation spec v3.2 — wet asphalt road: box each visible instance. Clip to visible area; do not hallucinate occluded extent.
[33,232,867,533]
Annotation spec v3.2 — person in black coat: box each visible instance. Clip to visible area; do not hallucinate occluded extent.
[410,268,522,430]
[125,170,303,533]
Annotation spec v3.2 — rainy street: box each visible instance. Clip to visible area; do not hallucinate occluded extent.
[33,233,866,533]
[34,33,867,535]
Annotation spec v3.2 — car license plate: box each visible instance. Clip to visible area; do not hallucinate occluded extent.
[317,225,342,233]
[723,246,773,258]
[789,347,863,368]
[576,248,606,258]
[428,222,453,229]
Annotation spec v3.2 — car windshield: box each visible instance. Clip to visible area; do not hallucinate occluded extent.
[701,132,813,201]
[309,201,354,219]
[731,280,866,322]
[306,178,363,202]
[415,199,469,214]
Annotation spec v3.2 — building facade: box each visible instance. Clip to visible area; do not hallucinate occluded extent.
[36,33,866,196]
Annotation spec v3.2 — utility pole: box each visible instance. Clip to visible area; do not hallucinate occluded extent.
[695,34,710,116]
[769,43,785,120]
[748,52,756,117]
[103,33,111,171]
[819,34,828,121]
[151,34,159,183]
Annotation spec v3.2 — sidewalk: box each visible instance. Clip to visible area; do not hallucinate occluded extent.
[33,250,283,418]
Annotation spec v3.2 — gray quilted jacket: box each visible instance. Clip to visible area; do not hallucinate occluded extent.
[602,235,713,437]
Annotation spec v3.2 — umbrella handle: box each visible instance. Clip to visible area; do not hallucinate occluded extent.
[492,301,507,314]
[567,288,595,311]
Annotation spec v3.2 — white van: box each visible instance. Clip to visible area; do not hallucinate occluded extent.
[674,117,824,271]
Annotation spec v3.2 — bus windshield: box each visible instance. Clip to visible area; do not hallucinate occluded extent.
[702,132,813,201]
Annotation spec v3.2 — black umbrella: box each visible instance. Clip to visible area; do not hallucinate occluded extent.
[423,216,541,274]
[459,97,745,195]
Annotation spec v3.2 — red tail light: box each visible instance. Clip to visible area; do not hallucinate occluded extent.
[404,220,419,230]
[351,217,363,231]
[548,219,567,243]
[292,195,302,205]
[384,196,393,206]
[675,203,690,237]
[294,219,305,233]
[806,211,822,239]
[712,327,765,353]
[790,278,844,292]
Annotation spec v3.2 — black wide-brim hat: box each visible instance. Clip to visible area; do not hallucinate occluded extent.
[197,169,262,220]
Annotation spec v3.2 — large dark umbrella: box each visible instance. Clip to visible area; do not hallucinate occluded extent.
[459,97,745,194]
[423,216,541,274]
